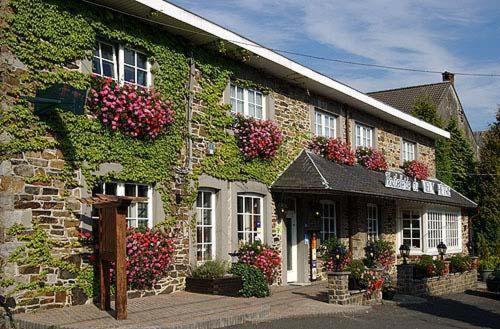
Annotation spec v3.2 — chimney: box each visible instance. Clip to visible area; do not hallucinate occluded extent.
[442,71,454,84]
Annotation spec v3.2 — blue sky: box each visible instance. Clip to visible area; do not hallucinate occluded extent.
[169,0,500,131]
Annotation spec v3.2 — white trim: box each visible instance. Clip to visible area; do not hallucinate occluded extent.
[229,84,266,119]
[319,200,336,241]
[305,150,330,188]
[132,0,450,139]
[355,122,374,148]
[196,189,216,263]
[314,109,337,138]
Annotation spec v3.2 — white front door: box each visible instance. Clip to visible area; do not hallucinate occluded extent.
[285,210,297,283]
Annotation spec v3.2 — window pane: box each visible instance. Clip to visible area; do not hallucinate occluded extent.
[105,183,117,195]
[92,58,101,75]
[237,214,243,231]
[245,197,252,214]
[256,93,262,106]
[138,185,148,198]
[237,101,244,114]
[248,104,255,117]
[237,196,243,213]
[254,215,261,229]
[102,61,114,78]
[197,227,202,244]
[137,70,147,86]
[124,48,135,65]
[203,209,211,225]
[237,87,243,100]
[137,53,147,69]
[125,184,136,196]
[203,192,211,208]
[248,91,255,103]
[101,44,114,60]
[137,203,148,218]
[203,228,212,242]
[204,244,212,260]
[124,65,135,83]
[196,192,203,208]
[256,106,263,119]
[230,85,235,98]
[138,219,148,229]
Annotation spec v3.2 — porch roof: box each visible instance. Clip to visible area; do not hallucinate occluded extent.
[271,150,477,209]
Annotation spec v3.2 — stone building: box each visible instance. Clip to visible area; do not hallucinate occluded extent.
[0,0,476,312]
[368,73,480,158]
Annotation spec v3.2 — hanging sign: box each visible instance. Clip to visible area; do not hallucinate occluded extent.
[422,180,435,194]
[385,172,411,191]
[437,183,451,197]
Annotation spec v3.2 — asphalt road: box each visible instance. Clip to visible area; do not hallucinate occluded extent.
[226,290,500,329]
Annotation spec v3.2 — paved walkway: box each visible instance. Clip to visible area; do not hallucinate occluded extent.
[13,282,366,329]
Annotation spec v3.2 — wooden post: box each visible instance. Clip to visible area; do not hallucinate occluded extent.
[81,195,144,320]
[115,204,128,320]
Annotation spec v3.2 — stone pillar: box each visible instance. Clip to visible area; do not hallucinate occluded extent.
[397,264,415,294]
[328,271,350,305]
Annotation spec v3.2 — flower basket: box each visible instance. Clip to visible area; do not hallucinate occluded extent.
[356,147,388,171]
[309,137,355,165]
[403,160,429,180]
[233,115,283,160]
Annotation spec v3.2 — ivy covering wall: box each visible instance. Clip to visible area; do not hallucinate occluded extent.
[0,0,305,301]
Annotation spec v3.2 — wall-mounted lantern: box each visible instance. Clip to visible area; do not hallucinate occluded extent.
[399,244,410,264]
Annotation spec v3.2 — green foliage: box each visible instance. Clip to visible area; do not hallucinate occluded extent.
[411,95,453,185]
[414,255,446,277]
[475,109,500,256]
[191,260,229,280]
[479,256,500,271]
[6,223,26,236]
[345,259,365,283]
[230,263,269,298]
[76,266,97,298]
[449,254,472,273]
[446,118,478,200]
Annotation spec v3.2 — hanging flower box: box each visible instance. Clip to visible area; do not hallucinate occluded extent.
[309,137,356,166]
[403,160,429,180]
[88,76,175,139]
[355,147,388,172]
[233,115,283,160]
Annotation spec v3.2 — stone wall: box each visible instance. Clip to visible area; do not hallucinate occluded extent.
[397,264,477,296]
[327,271,382,306]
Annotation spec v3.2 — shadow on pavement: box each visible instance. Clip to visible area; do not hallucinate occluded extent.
[291,290,329,303]
[465,289,500,301]
[399,294,500,329]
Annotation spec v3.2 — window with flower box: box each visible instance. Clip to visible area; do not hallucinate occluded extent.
[196,190,216,263]
[91,182,153,229]
[92,41,151,87]
[230,84,265,119]
[402,140,416,162]
[314,110,337,138]
[355,123,374,148]
[320,200,336,241]
[237,194,264,243]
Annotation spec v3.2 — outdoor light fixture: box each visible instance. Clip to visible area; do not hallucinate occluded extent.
[276,202,287,221]
[399,244,410,264]
[437,241,447,260]
[228,251,240,264]
[366,243,375,259]
[333,246,343,260]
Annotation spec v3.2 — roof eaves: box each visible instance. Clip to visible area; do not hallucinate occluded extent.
[305,150,330,189]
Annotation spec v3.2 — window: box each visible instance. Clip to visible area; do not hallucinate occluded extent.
[230,84,265,119]
[427,211,460,251]
[402,140,416,162]
[92,42,151,87]
[196,190,215,263]
[92,182,152,229]
[314,110,336,138]
[367,204,378,241]
[401,210,421,249]
[237,194,263,243]
[122,47,149,87]
[92,41,117,79]
[355,123,374,148]
[320,201,336,241]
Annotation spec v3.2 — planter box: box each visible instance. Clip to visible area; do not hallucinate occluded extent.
[186,276,243,297]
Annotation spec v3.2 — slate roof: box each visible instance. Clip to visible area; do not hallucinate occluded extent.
[367,82,451,115]
[271,150,476,208]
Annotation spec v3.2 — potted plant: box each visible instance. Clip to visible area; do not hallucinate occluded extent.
[478,257,499,281]
[345,259,366,290]
[321,237,352,272]
[381,274,396,300]
[486,270,500,293]
[186,260,243,296]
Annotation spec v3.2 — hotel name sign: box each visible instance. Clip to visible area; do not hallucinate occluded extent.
[384,172,451,197]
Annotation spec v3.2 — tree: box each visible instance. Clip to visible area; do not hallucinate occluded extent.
[475,108,500,256]
[411,95,453,185]
[446,118,478,200]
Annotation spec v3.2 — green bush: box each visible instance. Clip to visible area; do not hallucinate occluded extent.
[449,255,472,273]
[230,263,269,298]
[414,256,446,277]
[346,260,365,282]
[479,256,500,271]
[191,260,229,280]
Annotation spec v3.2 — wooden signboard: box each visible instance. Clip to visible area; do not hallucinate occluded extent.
[81,194,145,320]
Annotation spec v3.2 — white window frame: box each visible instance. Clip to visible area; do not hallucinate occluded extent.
[400,209,422,251]
[196,190,216,263]
[319,200,336,241]
[314,109,337,138]
[237,194,264,244]
[355,123,374,148]
[92,41,118,79]
[118,45,152,87]
[424,210,462,254]
[230,84,266,119]
[92,181,153,229]
[367,204,378,241]
[402,139,416,163]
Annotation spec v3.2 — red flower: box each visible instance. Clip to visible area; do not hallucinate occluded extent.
[88,76,175,139]
[233,115,283,160]
[403,160,429,180]
[309,137,356,165]
[238,241,281,284]
[355,147,388,171]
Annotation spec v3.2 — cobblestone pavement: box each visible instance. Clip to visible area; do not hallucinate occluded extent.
[13,282,366,329]
[226,289,500,329]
